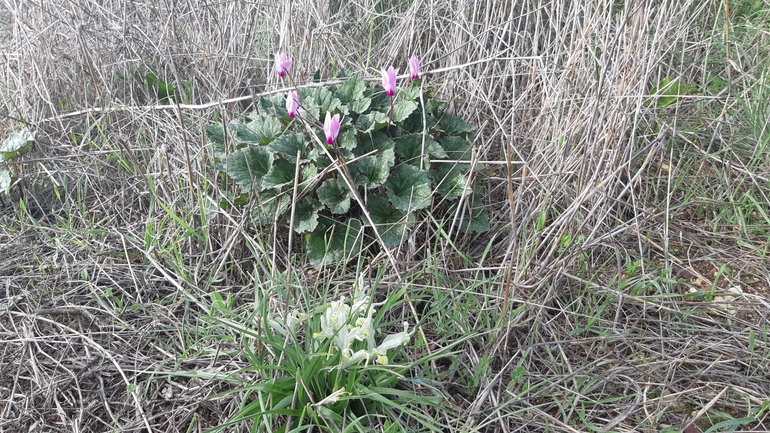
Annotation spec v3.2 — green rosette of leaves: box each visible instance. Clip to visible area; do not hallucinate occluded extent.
[206,70,489,267]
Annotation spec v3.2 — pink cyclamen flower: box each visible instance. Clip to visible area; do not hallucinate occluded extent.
[408,56,420,79]
[381,66,397,97]
[286,91,299,118]
[274,52,292,78]
[324,112,341,144]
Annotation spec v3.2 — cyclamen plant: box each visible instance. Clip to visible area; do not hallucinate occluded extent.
[207,52,489,266]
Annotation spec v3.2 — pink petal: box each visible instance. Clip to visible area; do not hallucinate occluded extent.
[381,66,397,97]
[409,56,420,79]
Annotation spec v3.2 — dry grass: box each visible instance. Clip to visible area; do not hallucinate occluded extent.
[2,0,770,432]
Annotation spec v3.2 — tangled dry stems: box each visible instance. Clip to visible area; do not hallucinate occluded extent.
[1,0,769,432]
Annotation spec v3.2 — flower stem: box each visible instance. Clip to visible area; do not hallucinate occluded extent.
[287,70,303,98]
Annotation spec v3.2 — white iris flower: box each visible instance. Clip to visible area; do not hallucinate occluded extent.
[312,295,413,368]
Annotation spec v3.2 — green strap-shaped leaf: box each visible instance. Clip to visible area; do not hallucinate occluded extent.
[385,164,432,211]
[647,77,698,108]
[367,195,414,248]
[317,177,352,214]
[144,72,178,102]
[225,146,273,190]
[306,219,363,268]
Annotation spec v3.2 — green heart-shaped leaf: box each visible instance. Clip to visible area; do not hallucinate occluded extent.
[438,113,474,137]
[439,136,472,169]
[294,198,323,233]
[347,98,371,114]
[268,133,309,163]
[355,112,389,133]
[353,132,394,159]
[204,124,225,146]
[225,146,273,190]
[367,195,414,248]
[0,170,11,194]
[430,164,467,200]
[395,134,446,165]
[307,219,363,267]
[385,164,431,211]
[317,177,352,214]
[337,128,358,151]
[401,110,437,133]
[259,94,289,117]
[337,74,366,103]
[304,87,341,117]
[252,189,290,226]
[262,159,296,190]
[392,100,418,123]
[448,199,489,234]
[350,153,392,189]
[246,114,283,143]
